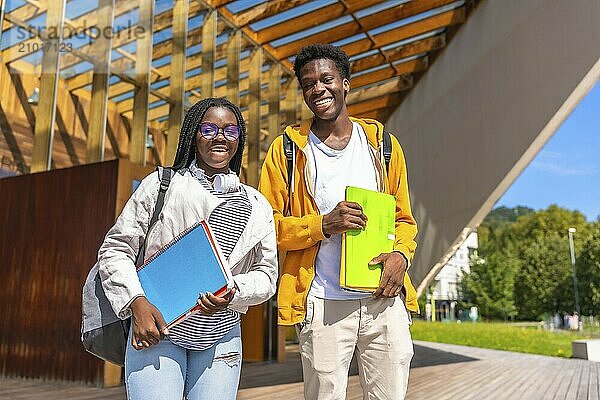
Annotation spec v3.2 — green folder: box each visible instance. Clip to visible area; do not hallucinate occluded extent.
[341,186,396,292]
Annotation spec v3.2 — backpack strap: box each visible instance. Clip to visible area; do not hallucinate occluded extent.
[283,133,294,185]
[134,167,173,268]
[383,130,392,173]
[282,133,295,216]
[282,131,391,209]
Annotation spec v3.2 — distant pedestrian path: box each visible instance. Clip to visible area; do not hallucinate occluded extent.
[0,341,597,399]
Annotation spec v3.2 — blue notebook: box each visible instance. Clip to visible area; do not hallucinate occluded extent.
[136,220,233,327]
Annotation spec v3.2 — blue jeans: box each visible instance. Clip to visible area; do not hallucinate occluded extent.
[125,324,242,400]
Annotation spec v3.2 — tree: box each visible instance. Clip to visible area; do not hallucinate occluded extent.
[461,205,593,320]
[510,205,591,247]
[460,251,518,320]
[510,206,592,319]
[514,232,571,319]
[477,206,534,245]
[577,224,600,316]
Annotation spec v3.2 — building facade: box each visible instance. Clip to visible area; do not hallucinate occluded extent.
[431,231,478,321]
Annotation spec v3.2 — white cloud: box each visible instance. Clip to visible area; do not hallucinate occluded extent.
[531,150,596,176]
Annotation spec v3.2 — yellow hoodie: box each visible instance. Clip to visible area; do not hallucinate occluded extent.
[259,117,418,326]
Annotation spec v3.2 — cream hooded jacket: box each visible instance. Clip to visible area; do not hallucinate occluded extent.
[97,168,278,319]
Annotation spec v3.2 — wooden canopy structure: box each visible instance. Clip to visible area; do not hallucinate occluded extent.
[0,0,478,180]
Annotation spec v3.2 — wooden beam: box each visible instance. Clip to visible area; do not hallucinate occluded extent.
[226,29,241,104]
[202,0,294,73]
[106,49,236,101]
[166,0,189,166]
[347,93,403,116]
[283,77,298,127]
[257,0,384,44]
[246,47,262,187]
[86,0,115,163]
[0,1,5,64]
[119,63,413,121]
[300,85,312,121]
[347,76,412,105]
[114,48,162,78]
[4,13,171,110]
[352,106,396,122]
[69,10,232,93]
[234,0,312,28]
[267,63,281,147]
[350,57,428,89]
[17,0,103,52]
[3,2,137,65]
[1,2,57,64]
[31,0,66,172]
[152,101,271,129]
[141,92,278,124]
[2,2,45,31]
[207,0,234,7]
[201,9,217,98]
[150,19,230,63]
[129,0,154,166]
[351,34,446,74]
[3,0,134,35]
[342,7,466,57]
[115,65,273,115]
[58,2,206,71]
[3,14,92,68]
[69,36,205,94]
[63,3,297,98]
[275,0,459,59]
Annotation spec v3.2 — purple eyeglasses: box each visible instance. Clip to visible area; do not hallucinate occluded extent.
[198,122,240,141]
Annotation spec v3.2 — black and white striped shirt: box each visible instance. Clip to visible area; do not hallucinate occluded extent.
[168,163,252,350]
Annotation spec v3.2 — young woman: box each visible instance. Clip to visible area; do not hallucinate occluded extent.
[96,98,278,400]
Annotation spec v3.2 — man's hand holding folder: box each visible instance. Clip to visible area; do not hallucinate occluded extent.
[322,201,367,235]
[369,252,407,298]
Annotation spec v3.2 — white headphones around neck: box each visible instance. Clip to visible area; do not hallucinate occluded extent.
[213,173,240,194]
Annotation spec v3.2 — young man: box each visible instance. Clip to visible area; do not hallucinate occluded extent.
[259,44,418,400]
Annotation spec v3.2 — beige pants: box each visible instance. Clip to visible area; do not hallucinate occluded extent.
[296,295,413,400]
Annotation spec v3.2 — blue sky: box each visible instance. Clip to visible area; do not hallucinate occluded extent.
[496,81,600,221]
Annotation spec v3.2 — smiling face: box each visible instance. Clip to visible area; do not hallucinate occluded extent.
[195,106,239,175]
[299,58,350,122]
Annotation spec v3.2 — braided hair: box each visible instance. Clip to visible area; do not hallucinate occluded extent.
[171,97,246,175]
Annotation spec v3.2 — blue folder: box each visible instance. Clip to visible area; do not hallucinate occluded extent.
[137,221,233,327]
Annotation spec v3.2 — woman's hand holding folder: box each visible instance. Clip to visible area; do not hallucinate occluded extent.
[130,296,169,350]
[196,287,236,316]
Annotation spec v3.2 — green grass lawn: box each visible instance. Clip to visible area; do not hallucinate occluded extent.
[410,320,594,358]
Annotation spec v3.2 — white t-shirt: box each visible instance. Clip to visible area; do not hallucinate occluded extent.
[308,122,378,299]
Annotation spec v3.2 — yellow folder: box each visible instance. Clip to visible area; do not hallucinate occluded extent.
[341,186,396,292]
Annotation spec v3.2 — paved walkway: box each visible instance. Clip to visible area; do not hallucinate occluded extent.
[1,341,598,399]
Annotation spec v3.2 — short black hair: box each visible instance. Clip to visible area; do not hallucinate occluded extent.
[171,97,246,175]
[293,43,351,82]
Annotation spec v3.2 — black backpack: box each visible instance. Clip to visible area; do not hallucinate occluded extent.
[281,131,393,214]
[81,167,173,366]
